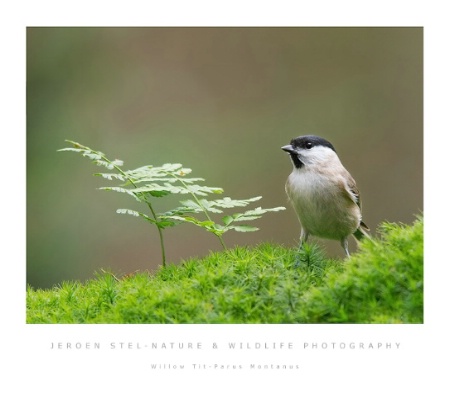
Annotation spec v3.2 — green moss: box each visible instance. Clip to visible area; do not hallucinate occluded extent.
[26,217,423,324]
[298,217,423,323]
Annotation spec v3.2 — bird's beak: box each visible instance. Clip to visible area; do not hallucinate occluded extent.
[281,144,296,154]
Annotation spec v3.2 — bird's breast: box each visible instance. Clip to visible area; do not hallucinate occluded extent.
[286,169,360,239]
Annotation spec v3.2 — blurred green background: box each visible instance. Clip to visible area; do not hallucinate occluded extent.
[27,27,423,289]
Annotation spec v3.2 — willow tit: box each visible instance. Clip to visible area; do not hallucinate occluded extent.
[282,135,369,256]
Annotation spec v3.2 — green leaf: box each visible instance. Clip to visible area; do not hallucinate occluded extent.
[135,177,205,184]
[211,196,262,209]
[171,177,202,183]
[160,164,193,177]
[58,140,86,151]
[99,186,141,202]
[58,147,85,153]
[179,199,203,212]
[229,225,259,232]
[163,215,220,233]
[62,140,85,149]
[94,172,126,181]
[160,206,199,217]
[116,209,176,228]
[116,208,139,217]
[58,141,121,170]
[126,164,193,180]
[222,215,234,226]
[180,199,223,214]
[231,206,286,222]
[156,220,177,229]
[131,184,175,195]
[161,163,183,172]
[123,165,154,178]
[111,159,124,167]
[183,184,224,196]
[93,159,117,170]
[123,166,169,183]
[219,205,286,233]
[149,190,172,198]
[132,183,223,196]
[116,208,156,223]
[173,215,208,226]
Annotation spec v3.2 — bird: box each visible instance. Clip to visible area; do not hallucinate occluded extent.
[281,134,369,257]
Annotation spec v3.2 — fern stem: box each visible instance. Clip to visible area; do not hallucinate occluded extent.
[100,155,167,267]
[147,203,167,267]
[214,234,227,250]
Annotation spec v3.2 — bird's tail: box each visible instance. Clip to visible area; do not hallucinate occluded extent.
[353,221,370,242]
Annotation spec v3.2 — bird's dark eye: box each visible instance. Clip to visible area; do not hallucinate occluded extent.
[305,142,313,149]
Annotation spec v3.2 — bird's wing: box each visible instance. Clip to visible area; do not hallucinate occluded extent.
[341,172,370,232]
[341,172,361,210]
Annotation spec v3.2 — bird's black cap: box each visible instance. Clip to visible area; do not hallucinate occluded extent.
[289,135,336,152]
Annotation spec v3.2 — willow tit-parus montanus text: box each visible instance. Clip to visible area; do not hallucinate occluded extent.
[282,135,369,256]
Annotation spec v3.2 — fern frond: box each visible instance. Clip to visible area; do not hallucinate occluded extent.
[231,206,286,222]
[180,199,223,214]
[99,186,142,202]
[116,208,176,228]
[162,215,220,235]
[94,173,126,181]
[58,141,123,171]
[132,183,223,196]
[210,196,262,208]
[227,225,259,232]
[184,184,224,196]
[221,206,286,231]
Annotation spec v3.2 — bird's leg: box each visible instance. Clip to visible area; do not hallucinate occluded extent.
[340,237,350,257]
[299,228,309,248]
[294,229,309,268]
